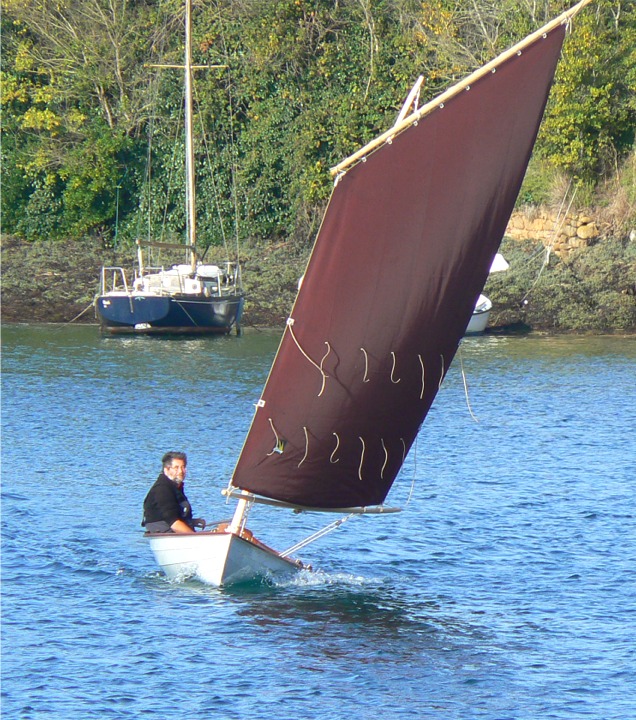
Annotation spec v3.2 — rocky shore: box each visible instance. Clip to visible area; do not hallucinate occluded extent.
[2,224,635,333]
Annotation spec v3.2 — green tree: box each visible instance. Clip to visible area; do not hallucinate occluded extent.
[538,0,636,181]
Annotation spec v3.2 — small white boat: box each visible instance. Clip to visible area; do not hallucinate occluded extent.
[466,294,493,334]
[465,253,510,335]
[146,527,303,586]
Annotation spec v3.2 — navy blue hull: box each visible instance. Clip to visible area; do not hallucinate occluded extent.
[95,293,244,335]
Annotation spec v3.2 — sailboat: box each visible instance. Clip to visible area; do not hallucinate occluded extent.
[95,0,244,335]
[146,0,592,585]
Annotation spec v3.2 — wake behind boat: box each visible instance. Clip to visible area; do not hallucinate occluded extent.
[96,0,243,336]
[145,0,593,586]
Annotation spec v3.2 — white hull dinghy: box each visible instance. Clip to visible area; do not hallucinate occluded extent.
[146,530,302,586]
[465,294,493,335]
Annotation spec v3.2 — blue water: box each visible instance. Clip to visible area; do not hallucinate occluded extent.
[2,325,635,719]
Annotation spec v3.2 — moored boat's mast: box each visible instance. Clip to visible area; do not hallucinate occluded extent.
[184,0,197,271]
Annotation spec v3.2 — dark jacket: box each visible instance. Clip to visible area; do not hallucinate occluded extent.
[142,472,193,530]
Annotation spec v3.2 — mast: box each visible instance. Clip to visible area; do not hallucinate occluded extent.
[184,0,197,270]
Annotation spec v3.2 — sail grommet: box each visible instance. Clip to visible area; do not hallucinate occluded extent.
[491,68,496,73]
[465,85,471,91]
[439,103,445,109]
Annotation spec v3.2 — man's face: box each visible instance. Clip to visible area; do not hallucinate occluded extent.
[164,459,187,484]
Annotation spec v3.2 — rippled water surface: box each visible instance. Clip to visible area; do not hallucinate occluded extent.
[2,325,635,719]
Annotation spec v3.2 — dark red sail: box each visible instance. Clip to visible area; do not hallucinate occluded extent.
[230,25,567,508]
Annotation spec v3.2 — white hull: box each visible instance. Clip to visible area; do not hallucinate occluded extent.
[146,531,301,586]
[465,294,492,334]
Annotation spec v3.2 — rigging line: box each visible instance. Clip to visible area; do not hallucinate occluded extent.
[330,433,340,464]
[195,91,229,255]
[360,347,370,382]
[281,514,357,557]
[390,352,401,383]
[298,427,309,468]
[358,437,366,480]
[287,320,329,396]
[404,435,417,507]
[521,183,577,306]
[459,347,479,422]
[438,354,445,390]
[53,301,95,330]
[215,13,242,274]
[418,354,426,399]
[174,298,199,326]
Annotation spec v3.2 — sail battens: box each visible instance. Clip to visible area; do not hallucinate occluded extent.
[229,6,581,510]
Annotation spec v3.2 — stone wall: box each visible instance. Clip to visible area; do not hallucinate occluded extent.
[506,208,599,258]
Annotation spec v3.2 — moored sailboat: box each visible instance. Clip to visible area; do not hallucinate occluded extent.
[145,0,593,585]
[95,0,244,335]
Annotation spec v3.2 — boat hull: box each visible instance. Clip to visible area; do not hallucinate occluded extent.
[146,531,301,586]
[465,294,492,335]
[95,293,244,335]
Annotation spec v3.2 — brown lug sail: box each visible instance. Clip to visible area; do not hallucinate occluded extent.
[230,22,570,509]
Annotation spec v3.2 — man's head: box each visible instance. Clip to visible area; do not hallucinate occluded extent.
[162,451,187,484]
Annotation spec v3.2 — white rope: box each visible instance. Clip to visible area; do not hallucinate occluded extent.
[287,319,329,396]
[298,426,309,468]
[358,437,366,480]
[418,354,426,399]
[438,354,445,390]
[459,347,479,422]
[330,433,340,464]
[380,439,388,479]
[360,347,370,382]
[404,435,418,507]
[390,352,401,383]
[521,183,577,306]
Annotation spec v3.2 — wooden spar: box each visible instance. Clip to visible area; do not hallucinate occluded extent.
[394,75,424,127]
[330,0,595,177]
[222,488,402,515]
